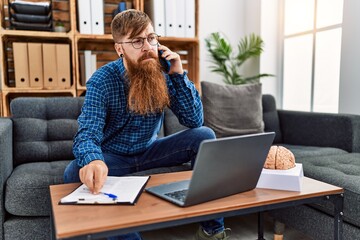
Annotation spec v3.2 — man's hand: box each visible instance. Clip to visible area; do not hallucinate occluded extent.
[79,160,108,194]
[158,45,184,75]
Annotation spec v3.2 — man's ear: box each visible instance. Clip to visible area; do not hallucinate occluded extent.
[114,43,123,57]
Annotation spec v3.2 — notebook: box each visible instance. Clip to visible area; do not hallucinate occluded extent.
[146,132,275,207]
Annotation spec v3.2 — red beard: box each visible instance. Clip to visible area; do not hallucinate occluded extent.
[125,51,170,115]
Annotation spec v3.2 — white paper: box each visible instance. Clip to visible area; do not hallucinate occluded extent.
[60,176,150,204]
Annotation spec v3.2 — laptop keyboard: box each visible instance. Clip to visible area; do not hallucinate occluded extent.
[165,189,188,202]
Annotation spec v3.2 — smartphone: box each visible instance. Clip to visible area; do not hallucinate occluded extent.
[158,50,171,73]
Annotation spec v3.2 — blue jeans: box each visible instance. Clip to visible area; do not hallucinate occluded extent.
[64,127,224,240]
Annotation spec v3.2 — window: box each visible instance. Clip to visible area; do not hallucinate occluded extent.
[281,0,344,113]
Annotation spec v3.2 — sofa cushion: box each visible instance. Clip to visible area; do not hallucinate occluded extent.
[281,144,348,158]
[4,216,49,240]
[10,97,84,166]
[5,161,70,216]
[201,81,264,138]
[296,153,360,227]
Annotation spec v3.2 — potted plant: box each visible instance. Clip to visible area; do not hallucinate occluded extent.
[205,32,272,85]
[201,32,273,138]
[54,22,66,32]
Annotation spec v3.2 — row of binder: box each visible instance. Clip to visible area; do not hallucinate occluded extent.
[145,0,195,38]
[79,50,97,86]
[77,0,104,34]
[13,42,71,89]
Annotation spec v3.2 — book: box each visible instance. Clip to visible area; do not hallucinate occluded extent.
[60,176,150,205]
[144,0,165,37]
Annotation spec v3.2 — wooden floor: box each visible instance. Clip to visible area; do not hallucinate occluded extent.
[142,212,313,240]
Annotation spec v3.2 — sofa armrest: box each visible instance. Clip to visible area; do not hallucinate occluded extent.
[278,110,360,153]
[0,118,13,238]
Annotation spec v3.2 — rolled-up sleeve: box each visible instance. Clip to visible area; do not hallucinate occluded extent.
[166,72,203,128]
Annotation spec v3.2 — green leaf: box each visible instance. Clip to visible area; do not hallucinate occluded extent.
[205,32,273,85]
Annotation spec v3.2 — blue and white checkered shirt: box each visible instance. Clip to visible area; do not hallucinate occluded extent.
[73,58,203,167]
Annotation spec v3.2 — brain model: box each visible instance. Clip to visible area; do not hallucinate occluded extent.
[264,146,296,170]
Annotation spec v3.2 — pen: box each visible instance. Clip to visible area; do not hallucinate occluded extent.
[101,192,118,200]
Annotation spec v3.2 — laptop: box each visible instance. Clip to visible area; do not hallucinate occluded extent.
[145,132,275,207]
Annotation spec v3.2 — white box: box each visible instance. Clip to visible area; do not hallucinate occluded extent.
[256,163,304,191]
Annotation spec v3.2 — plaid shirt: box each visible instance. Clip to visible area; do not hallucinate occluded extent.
[73,58,203,167]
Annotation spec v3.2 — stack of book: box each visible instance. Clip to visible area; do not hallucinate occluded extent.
[9,0,52,31]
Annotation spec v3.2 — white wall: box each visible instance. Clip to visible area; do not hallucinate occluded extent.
[198,0,360,113]
[259,0,281,106]
[198,0,280,104]
[198,0,246,84]
[339,0,360,114]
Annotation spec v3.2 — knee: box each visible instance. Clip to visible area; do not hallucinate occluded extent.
[63,160,81,183]
[197,126,216,141]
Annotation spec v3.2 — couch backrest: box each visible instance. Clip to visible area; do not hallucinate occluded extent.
[9,94,282,166]
[163,94,283,143]
[10,97,84,166]
[262,94,282,143]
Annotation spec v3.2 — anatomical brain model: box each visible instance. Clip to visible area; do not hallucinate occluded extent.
[264,146,296,170]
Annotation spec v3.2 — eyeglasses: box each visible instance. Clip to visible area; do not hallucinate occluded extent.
[117,33,160,49]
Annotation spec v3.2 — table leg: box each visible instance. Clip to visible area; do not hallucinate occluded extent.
[257,212,265,240]
[329,194,344,240]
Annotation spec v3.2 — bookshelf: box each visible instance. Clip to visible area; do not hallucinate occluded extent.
[0,0,199,116]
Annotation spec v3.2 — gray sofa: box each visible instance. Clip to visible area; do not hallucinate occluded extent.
[0,95,359,239]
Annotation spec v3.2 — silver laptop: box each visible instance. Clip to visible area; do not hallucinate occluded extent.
[145,132,275,207]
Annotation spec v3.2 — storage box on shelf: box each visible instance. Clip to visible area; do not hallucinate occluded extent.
[0,0,200,116]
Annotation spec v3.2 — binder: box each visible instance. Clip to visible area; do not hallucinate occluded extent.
[79,52,86,86]
[84,50,93,81]
[13,42,30,88]
[164,0,177,36]
[56,44,71,89]
[185,0,195,38]
[28,43,43,88]
[91,53,97,75]
[144,0,165,37]
[175,0,185,37]
[77,0,92,34]
[42,43,58,88]
[90,0,104,34]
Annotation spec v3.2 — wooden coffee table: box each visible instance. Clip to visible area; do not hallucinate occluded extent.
[50,171,344,240]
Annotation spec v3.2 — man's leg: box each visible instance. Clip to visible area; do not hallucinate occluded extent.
[139,126,216,169]
[138,127,229,238]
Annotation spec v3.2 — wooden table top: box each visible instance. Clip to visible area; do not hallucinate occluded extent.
[50,171,343,239]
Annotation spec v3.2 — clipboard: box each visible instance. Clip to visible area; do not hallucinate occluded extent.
[59,176,150,205]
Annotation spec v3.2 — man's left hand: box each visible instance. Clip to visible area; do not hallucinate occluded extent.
[158,45,184,75]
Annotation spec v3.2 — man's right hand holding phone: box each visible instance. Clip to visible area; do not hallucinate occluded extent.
[158,44,184,75]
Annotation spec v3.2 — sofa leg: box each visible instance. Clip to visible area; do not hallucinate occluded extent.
[274,234,283,240]
[274,220,285,240]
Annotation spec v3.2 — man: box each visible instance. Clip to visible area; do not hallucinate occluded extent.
[64,9,231,240]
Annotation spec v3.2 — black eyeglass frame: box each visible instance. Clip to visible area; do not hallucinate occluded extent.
[117,33,160,49]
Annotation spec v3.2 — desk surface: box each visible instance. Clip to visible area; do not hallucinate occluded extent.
[50,171,343,239]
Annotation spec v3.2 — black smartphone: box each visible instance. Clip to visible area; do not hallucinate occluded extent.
[158,50,171,73]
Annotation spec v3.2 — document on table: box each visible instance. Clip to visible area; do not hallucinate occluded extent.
[60,176,150,205]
